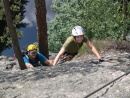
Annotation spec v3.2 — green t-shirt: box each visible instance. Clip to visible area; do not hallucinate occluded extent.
[63,36,88,53]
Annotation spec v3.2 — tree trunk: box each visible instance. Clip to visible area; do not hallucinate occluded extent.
[35,0,49,59]
[3,0,26,70]
[122,0,128,40]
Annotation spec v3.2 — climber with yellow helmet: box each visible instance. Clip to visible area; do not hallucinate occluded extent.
[53,26,104,65]
[23,44,53,68]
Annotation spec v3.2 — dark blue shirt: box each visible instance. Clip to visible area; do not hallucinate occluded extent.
[23,52,47,65]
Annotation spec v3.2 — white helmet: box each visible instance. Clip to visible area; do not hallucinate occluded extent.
[72,26,84,36]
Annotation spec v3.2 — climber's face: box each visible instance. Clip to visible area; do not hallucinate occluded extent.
[75,35,84,43]
[28,50,37,59]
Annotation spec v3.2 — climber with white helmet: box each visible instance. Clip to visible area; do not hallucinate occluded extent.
[23,44,53,68]
[53,26,103,65]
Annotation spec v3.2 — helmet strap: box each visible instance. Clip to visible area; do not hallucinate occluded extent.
[73,36,76,41]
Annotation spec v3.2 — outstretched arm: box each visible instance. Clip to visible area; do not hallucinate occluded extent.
[44,59,53,66]
[23,56,34,68]
[53,47,66,65]
[25,63,34,68]
[86,41,101,59]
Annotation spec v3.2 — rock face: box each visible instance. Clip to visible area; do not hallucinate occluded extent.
[0,50,130,98]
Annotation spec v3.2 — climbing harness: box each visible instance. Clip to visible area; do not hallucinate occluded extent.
[58,52,78,65]
[84,70,130,98]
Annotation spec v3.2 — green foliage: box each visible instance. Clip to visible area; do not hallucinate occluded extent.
[77,38,130,57]
[77,39,111,56]
[0,0,28,53]
[77,43,92,57]
[48,0,128,53]
[127,1,130,34]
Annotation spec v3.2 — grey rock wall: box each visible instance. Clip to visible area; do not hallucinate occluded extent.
[0,50,130,98]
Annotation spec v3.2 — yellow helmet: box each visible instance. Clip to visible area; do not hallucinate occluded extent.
[27,44,37,52]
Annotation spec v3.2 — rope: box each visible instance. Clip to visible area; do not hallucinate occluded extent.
[84,70,130,98]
